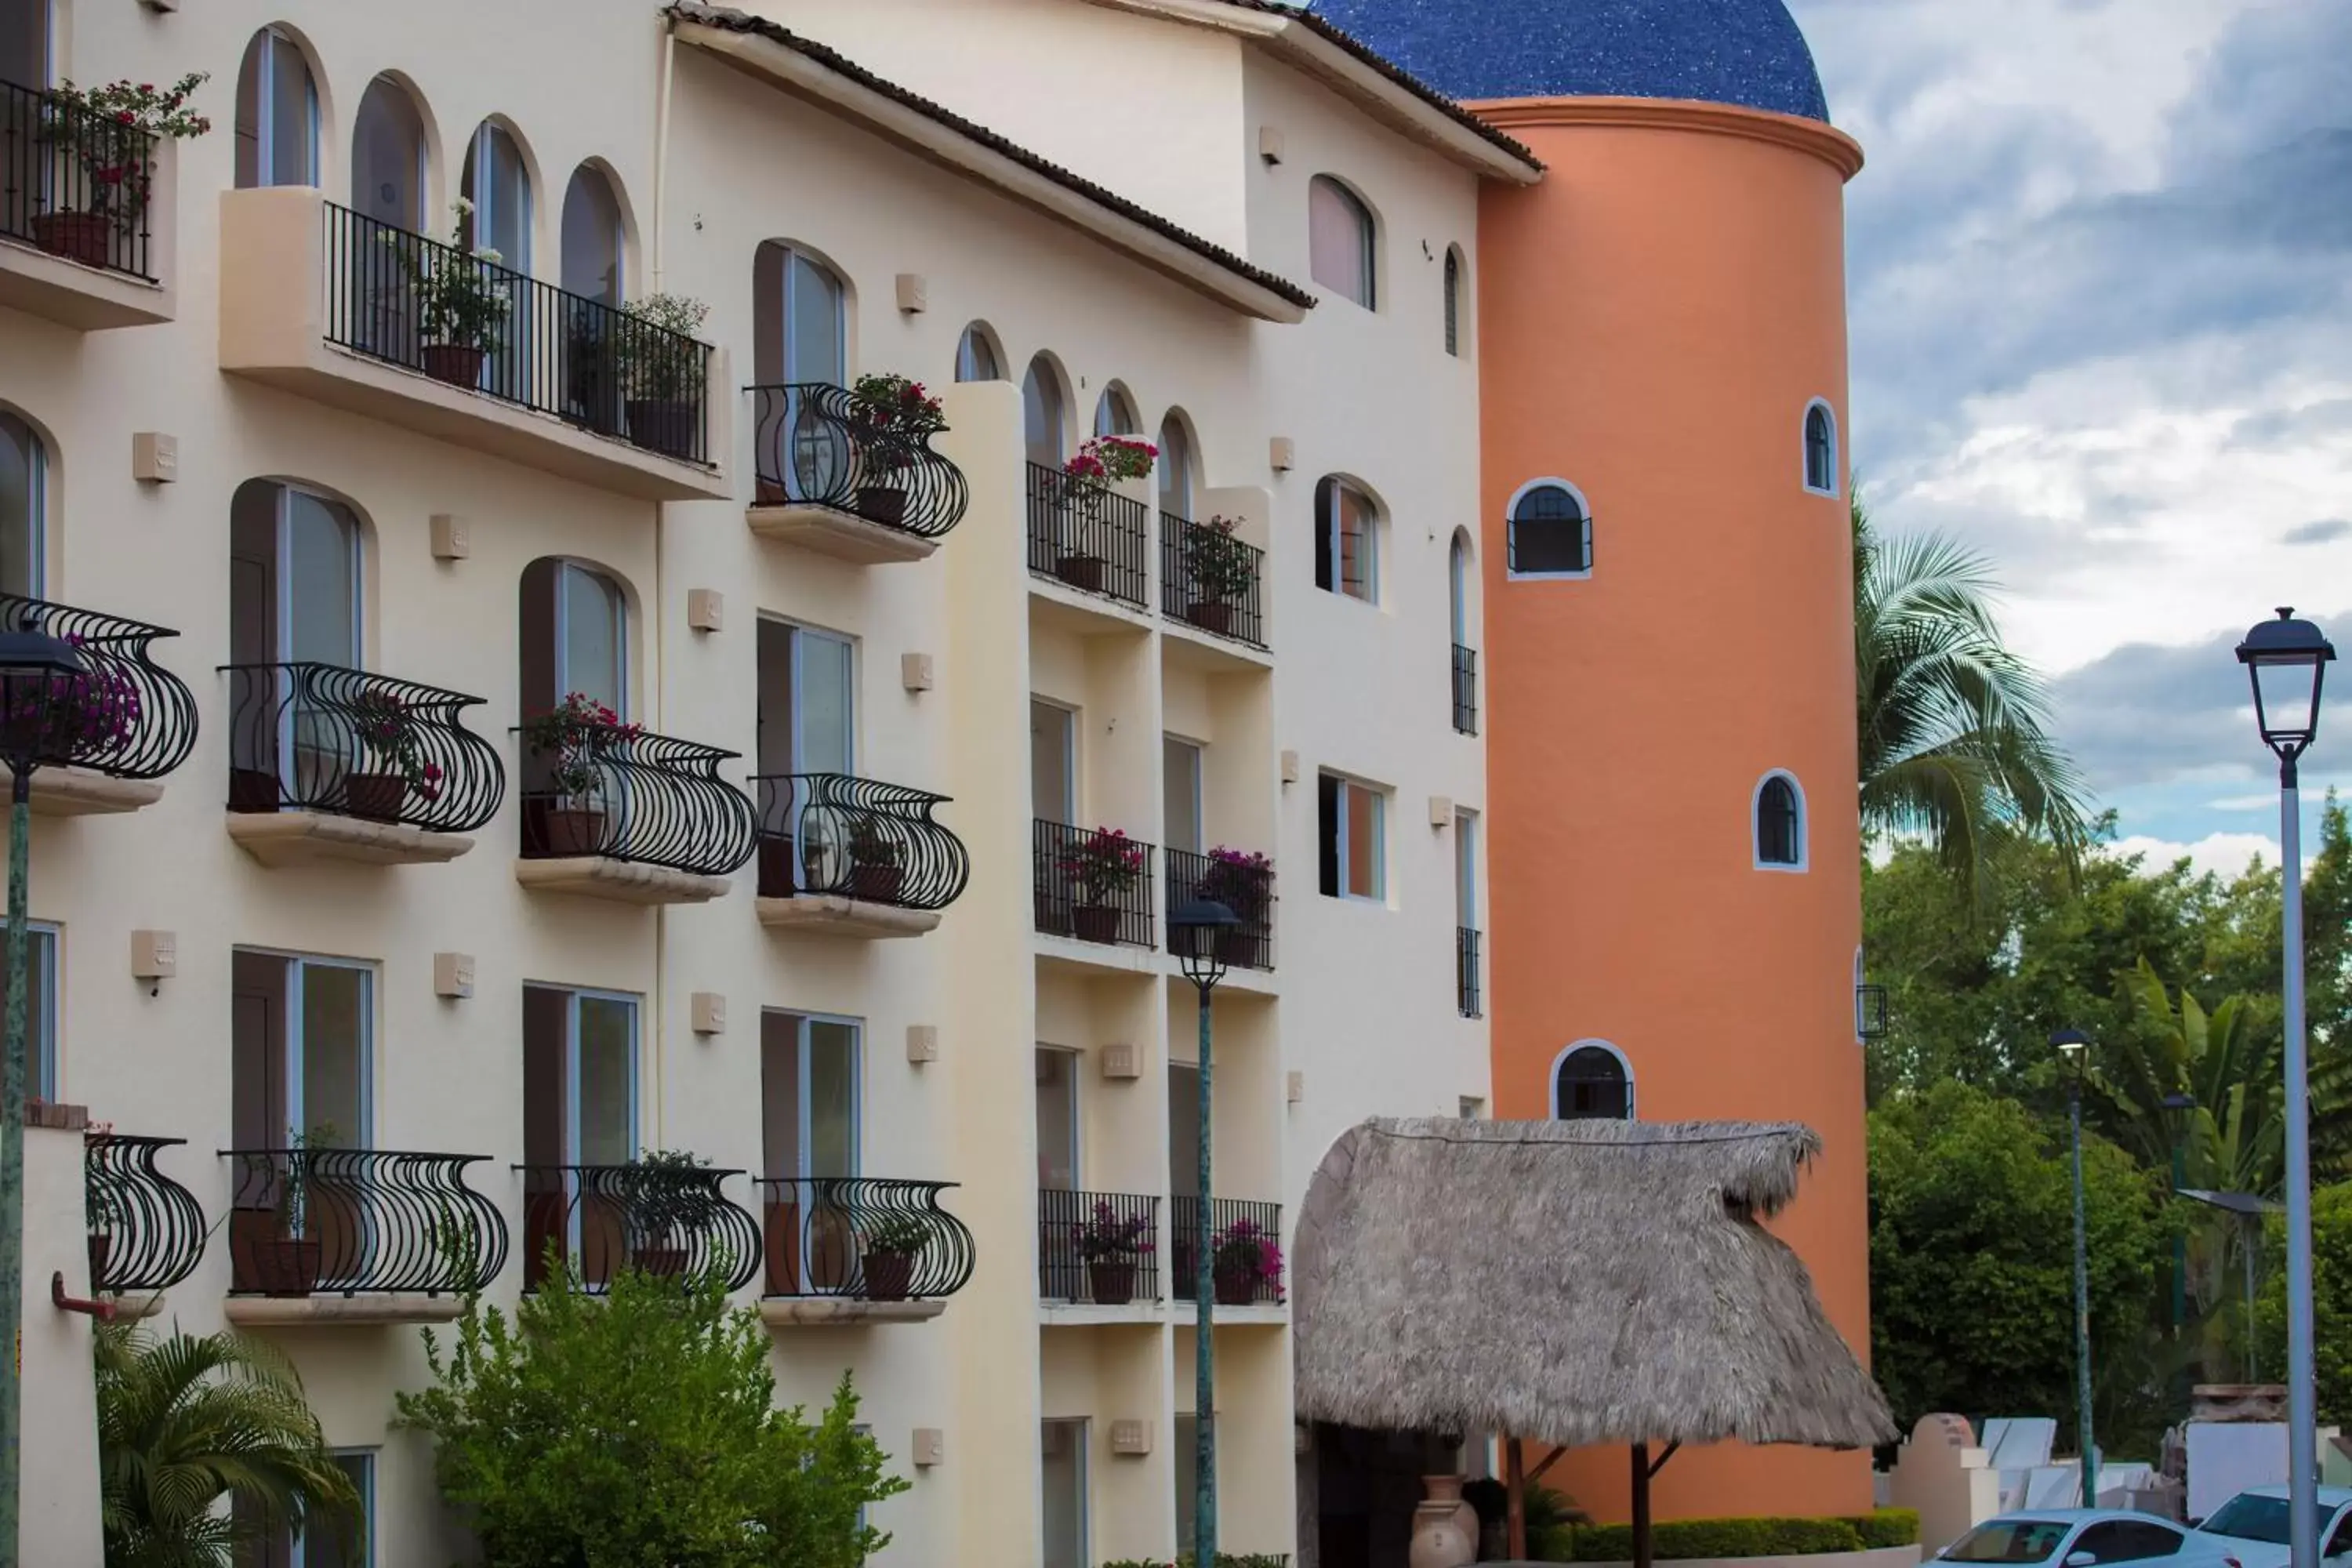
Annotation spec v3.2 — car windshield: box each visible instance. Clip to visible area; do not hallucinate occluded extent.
[2204,1496,2293,1544]
[1946,1522,2075,1563]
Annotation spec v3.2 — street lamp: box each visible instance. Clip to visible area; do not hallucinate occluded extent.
[1169,896,1238,1568]
[2236,606,2335,1568]
[0,626,88,1559]
[2053,1027,2096,1508]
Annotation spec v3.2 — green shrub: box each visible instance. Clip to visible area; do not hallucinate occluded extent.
[1570,1515,1867,1560]
[1845,1509,1922,1549]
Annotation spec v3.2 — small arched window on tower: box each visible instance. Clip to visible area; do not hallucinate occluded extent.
[1443,246,1463,358]
[1804,401,1838,496]
[1507,481,1591,577]
[1308,176,1375,309]
[1755,772,1806,870]
[1555,1044,1632,1120]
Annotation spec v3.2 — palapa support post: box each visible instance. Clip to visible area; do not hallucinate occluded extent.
[1632,1439,1682,1568]
[1506,1432,1527,1560]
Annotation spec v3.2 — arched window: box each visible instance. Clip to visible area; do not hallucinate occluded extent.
[350,74,426,232]
[227,479,365,809]
[1443,246,1463,357]
[234,27,318,189]
[1804,401,1838,495]
[2,3,49,89]
[956,323,1001,383]
[1093,385,1138,438]
[520,557,627,720]
[1448,532,1470,648]
[560,164,625,305]
[0,411,45,597]
[1157,414,1193,519]
[1315,477,1377,604]
[1754,772,1806,869]
[1554,1044,1632,1120]
[753,241,846,387]
[1507,481,1591,576]
[460,122,532,270]
[1308,176,1374,308]
[1022,355,1065,468]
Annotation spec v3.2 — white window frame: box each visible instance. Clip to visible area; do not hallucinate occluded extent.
[238,949,377,1149]
[1323,773,1388,903]
[1802,399,1840,497]
[1031,698,1079,825]
[1504,477,1594,582]
[1157,415,1193,519]
[466,121,533,272]
[1040,1416,1092,1568]
[1319,477,1382,606]
[560,987,640,1167]
[296,1449,376,1567]
[765,1010,862,1180]
[1034,1044,1083,1190]
[245,27,321,190]
[1752,769,1809,873]
[1549,1038,1635,1120]
[553,560,628,719]
[1092,385,1138,439]
[1163,733,1204,856]
[1307,174,1377,310]
[10,920,57,1103]
[779,244,847,387]
[956,323,1000,383]
[2,410,45,598]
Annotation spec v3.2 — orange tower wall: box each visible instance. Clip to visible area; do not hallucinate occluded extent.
[1475,98,1872,1523]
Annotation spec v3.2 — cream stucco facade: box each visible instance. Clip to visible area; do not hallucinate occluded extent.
[5,0,1507,1562]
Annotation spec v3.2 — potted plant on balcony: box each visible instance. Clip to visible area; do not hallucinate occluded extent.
[521,691,638,856]
[617,1149,721,1279]
[847,372,947,528]
[249,1123,336,1298]
[1196,846,1273,964]
[615,292,710,459]
[1060,826,1145,944]
[858,1209,931,1304]
[1071,1200,1153,1306]
[844,815,906,905]
[346,686,445,823]
[1054,435,1157,592]
[1210,1214,1283,1306]
[382,200,511,388]
[1182,514,1255,635]
[15,633,142,764]
[33,73,209,269]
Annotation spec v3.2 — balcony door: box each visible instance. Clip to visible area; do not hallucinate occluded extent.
[461,122,532,394]
[756,619,855,894]
[761,1011,859,1293]
[229,480,361,809]
[1031,700,1076,826]
[0,2,45,90]
[2,409,45,598]
[1163,736,1203,856]
[521,985,638,1287]
[1040,1418,1090,1568]
[520,557,626,719]
[560,164,626,434]
[231,951,372,1288]
[234,27,318,191]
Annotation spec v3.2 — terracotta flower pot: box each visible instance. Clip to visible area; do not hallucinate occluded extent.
[249,1237,323,1298]
[1087,1260,1136,1306]
[343,771,405,822]
[1185,600,1234,635]
[419,343,486,388]
[856,486,909,528]
[1034,892,1073,936]
[228,767,282,814]
[625,398,698,459]
[32,211,114,269]
[849,862,905,905]
[1214,1264,1259,1306]
[1055,554,1107,593]
[1072,904,1120,945]
[862,1250,915,1302]
[537,806,606,857]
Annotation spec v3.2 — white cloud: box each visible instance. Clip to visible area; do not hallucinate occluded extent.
[2102,831,2278,881]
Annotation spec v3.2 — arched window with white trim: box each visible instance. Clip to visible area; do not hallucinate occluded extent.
[1443,245,1465,357]
[460,121,532,271]
[1308,175,1375,308]
[0,409,46,597]
[560,164,626,306]
[1315,476,1379,604]
[1093,385,1138,438]
[1507,480,1591,577]
[1554,1042,1632,1120]
[350,74,427,233]
[1804,401,1838,495]
[1754,771,1806,869]
[1158,414,1194,520]
[1022,355,1066,467]
[956,323,1002,383]
[234,26,319,189]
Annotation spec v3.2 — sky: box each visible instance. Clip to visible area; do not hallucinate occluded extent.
[1784,0,2352,880]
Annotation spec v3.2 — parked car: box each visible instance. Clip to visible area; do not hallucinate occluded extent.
[2186,1485,2352,1568]
[1937,1510,2244,1568]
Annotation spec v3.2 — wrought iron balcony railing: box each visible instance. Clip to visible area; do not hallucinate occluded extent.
[1171,1196,1284,1305]
[223,1149,507,1296]
[749,383,967,541]
[758,1178,975,1301]
[85,1133,206,1294]
[221,662,503,832]
[515,1162,762,1293]
[1457,925,1483,1019]
[753,772,970,909]
[517,724,757,876]
[1028,461,1147,609]
[323,201,716,464]
[1039,1188,1160,1305]
[1,76,161,281]
[1857,983,1889,1042]
[1160,512,1267,650]
[0,591,196,779]
[1164,848,1273,971]
[1033,820,1156,949]
[1451,643,1478,735]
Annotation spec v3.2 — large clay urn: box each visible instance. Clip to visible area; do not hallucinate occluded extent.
[1409,1497,1475,1568]
[1423,1474,1479,1548]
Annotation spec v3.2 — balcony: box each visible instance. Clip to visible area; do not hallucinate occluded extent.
[1039,1188,1160,1311]
[0,78,176,328]
[1457,925,1483,1019]
[1164,848,1273,972]
[221,1148,507,1324]
[1452,644,1478,735]
[1171,1196,1284,1309]
[746,383,967,563]
[220,663,502,866]
[515,724,757,905]
[1028,462,1147,612]
[516,1162,763,1294]
[84,1133,205,1301]
[757,1178,975,1327]
[1160,512,1267,652]
[753,772,968,938]
[1033,820,1156,951]
[5,591,198,816]
[218,188,729,501]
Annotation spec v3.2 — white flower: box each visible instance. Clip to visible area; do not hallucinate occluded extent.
[473,247,503,266]
[450,195,475,217]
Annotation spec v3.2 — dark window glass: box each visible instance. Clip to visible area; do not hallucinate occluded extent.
[1806,405,1836,492]
[1509,485,1588,575]
[1554,1047,1628,1120]
[1316,774,1339,898]
[1756,777,1802,866]
[1443,250,1461,357]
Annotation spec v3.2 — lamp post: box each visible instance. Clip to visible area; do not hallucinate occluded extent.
[2235,606,2335,1568]
[0,626,89,1564]
[2054,1026,2096,1508]
[1170,896,1238,1568]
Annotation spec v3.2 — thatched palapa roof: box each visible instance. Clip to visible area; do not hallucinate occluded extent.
[1292,1118,1896,1450]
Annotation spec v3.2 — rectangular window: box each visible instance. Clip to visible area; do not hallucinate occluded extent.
[239,1448,374,1567]
[756,618,855,778]
[1163,735,1203,855]
[1455,811,1478,927]
[1167,1062,1200,1200]
[761,1012,859,1180]
[521,985,639,1288]
[1317,773,1385,901]
[1035,1047,1080,1192]
[1176,1411,1200,1552]
[9,923,56,1103]
[1040,1418,1090,1568]
[230,951,372,1151]
[1031,699,1076,824]
[1315,480,1377,603]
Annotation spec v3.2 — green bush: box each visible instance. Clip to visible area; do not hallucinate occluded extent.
[1568,1515,1869,1560]
[1844,1509,1922,1549]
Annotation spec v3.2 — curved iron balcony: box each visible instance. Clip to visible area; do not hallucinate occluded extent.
[220,662,504,832]
[84,1133,207,1294]
[758,1178,975,1301]
[222,1149,507,1296]
[750,383,967,541]
[517,724,757,876]
[753,772,971,910]
[0,592,197,779]
[514,1163,762,1294]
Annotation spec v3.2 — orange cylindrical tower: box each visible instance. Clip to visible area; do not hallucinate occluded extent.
[1475,96,1869,1519]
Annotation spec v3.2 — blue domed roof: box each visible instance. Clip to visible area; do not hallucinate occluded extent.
[1300,0,1831,124]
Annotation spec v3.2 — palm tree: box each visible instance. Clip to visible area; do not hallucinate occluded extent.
[94,1321,361,1568]
[1854,488,2093,891]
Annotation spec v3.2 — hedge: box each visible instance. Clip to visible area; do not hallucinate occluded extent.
[1552,1508,1920,1562]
